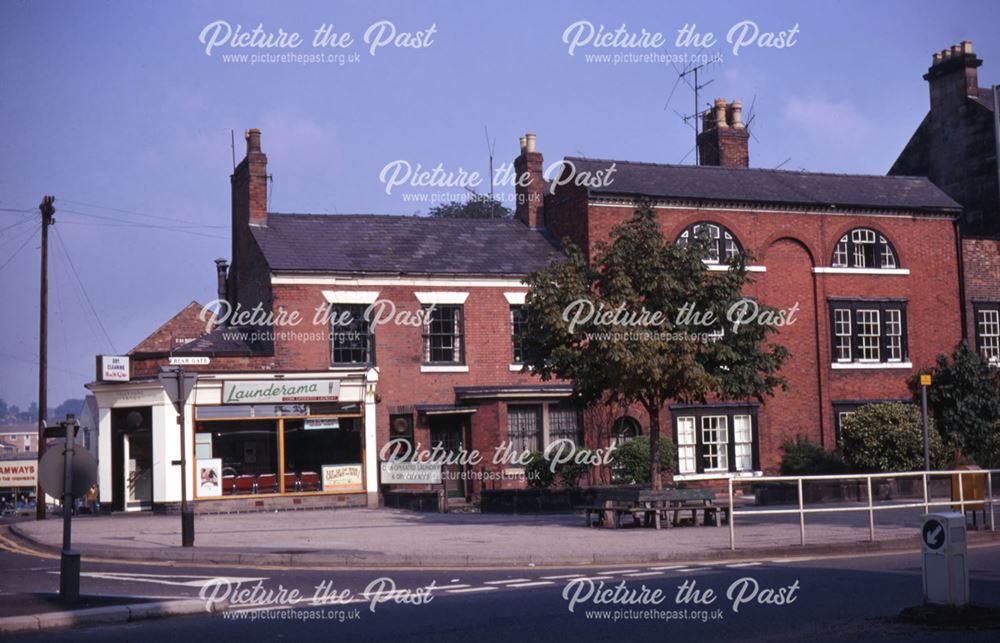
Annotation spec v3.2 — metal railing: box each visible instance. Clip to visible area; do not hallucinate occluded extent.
[726,469,998,550]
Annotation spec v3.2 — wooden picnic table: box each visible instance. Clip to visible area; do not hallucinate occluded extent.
[578,488,728,530]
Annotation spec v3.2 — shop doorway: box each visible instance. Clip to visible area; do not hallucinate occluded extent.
[429,415,468,500]
[111,407,153,511]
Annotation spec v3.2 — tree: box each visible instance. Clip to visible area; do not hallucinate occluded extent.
[840,403,947,471]
[780,436,848,475]
[522,203,788,489]
[50,398,85,421]
[428,197,512,219]
[908,342,1000,465]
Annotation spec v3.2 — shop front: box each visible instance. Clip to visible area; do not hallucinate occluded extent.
[88,369,379,512]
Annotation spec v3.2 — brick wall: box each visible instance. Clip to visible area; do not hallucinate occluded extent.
[579,201,962,471]
[963,237,1000,339]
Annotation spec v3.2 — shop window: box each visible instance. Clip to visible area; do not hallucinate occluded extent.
[195,420,279,495]
[330,304,375,365]
[507,405,542,455]
[283,417,362,492]
[195,409,364,497]
[423,305,464,364]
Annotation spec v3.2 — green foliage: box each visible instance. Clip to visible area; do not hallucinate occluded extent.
[840,403,947,472]
[609,436,676,484]
[427,198,512,219]
[780,436,848,475]
[524,452,556,488]
[523,449,595,488]
[522,203,788,488]
[909,342,1000,466]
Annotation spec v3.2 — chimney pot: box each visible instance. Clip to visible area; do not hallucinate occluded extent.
[519,136,527,154]
[729,100,744,128]
[961,40,973,54]
[246,128,262,154]
[941,48,951,60]
[525,133,537,154]
[951,44,962,57]
[714,99,729,128]
[932,52,941,65]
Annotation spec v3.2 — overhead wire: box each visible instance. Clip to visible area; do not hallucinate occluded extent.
[53,226,118,353]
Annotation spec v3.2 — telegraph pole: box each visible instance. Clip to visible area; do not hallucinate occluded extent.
[36,196,55,520]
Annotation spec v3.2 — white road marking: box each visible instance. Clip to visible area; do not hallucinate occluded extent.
[483,578,532,585]
[570,576,615,582]
[771,558,813,564]
[447,586,499,594]
[624,571,663,577]
[725,562,763,568]
[649,565,687,571]
[507,581,555,588]
[429,584,471,591]
[597,569,639,575]
[540,573,584,580]
[63,572,266,588]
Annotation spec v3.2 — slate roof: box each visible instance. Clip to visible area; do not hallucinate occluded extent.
[565,157,961,213]
[252,214,559,275]
[172,327,258,356]
[973,86,997,112]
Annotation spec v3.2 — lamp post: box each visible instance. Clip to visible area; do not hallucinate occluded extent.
[158,366,197,546]
[920,373,932,470]
[59,413,80,602]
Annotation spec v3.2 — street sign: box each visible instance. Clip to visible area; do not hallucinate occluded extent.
[169,356,211,366]
[922,518,946,551]
[920,374,932,386]
[38,446,97,499]
[158,368,199,415]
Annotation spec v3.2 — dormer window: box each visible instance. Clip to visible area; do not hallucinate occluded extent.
[677,222,741,264]
[832,229,898,269]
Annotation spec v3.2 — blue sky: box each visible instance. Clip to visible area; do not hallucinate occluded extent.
[1,0,998,410]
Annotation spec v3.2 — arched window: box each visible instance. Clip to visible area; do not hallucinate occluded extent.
[610,416,641,449]
[677,222,742,264]
[831,228,898,269]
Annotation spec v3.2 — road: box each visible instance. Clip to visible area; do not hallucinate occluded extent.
[2,527,999,642]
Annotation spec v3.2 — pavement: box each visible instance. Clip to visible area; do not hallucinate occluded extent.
[9,502,1000,568]
[3,504,999,636]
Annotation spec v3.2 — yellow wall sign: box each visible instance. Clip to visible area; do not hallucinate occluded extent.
[920,374,932,386]
[322,464,364,492]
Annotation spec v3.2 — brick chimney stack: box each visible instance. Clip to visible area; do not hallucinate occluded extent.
[924,40,982,112]
[229,128,269,311]
[514,133,545,228]
[697,98,749,168]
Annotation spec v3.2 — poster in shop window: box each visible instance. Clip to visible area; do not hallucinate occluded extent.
[197,458,222,498]
[322,464,363,492]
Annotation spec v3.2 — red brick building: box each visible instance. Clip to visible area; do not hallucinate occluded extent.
[90,110,963,510]
[890,40,1000,364]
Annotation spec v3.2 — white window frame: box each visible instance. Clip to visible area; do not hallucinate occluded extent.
[977,308,1000,366]
[733,415,753,472]
[676,417,697,474]
[701,415,729,473]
